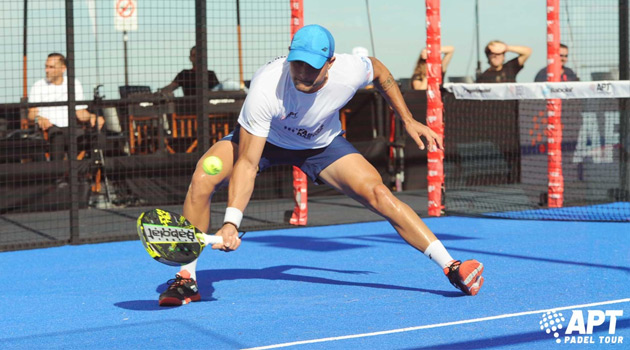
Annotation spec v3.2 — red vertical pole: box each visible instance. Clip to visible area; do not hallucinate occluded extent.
[426,0,444,216]
[289,0,308,226]
[290,0,303,32]
[547,0,564,207]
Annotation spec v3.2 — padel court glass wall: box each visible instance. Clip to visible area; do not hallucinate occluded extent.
[1,0,629,252]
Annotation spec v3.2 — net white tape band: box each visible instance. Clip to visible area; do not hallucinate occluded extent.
[444,81,630,100]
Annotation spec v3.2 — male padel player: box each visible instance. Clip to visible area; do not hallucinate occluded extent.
[158,25,484,306]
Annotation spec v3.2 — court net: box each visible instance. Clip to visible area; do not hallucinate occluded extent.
[442,81,630,221]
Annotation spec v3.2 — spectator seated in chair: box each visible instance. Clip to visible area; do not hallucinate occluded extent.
[27,52,104,161]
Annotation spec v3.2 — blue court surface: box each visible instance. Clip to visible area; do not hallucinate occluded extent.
[1,216,628,349]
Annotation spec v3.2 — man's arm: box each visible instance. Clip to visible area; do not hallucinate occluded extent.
[28,107,38,122]
[28,108,53,131]
[369,57,442,151]
[213,126,266,251]
[27,83,51,130]
[229,127,266,211]
[159,72,181,95]
[76,109,92,123]
[160,81,179,95]
[76,109,102,130]
[507,45,532,66]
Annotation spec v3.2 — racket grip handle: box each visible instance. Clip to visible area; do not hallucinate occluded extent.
[202,234,224,245]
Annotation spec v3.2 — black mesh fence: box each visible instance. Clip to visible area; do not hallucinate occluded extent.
[0,0,301,251]
[561,0,629,81]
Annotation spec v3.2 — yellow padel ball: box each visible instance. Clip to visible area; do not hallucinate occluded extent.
[202,156,223,175]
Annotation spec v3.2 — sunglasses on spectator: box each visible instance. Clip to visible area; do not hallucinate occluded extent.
[488,52,505,57]
[560,54,568,58]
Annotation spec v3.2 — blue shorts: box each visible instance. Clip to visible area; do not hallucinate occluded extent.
[222,125,359,184]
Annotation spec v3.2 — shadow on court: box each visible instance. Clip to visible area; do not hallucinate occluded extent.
[244,232,477,252]
[115,264,462,311]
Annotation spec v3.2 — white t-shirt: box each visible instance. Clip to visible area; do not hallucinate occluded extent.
[29,76,87,128]
[237,54,374,150]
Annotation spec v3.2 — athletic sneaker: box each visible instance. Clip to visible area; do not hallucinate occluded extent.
[444,259,484,296]
[158,270,201,306]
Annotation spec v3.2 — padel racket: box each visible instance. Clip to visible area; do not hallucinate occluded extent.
[137,208,225,266]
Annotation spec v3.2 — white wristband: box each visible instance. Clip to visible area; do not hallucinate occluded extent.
[223,207,243,229]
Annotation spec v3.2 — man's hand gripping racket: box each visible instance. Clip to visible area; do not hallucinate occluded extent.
[137,208,245,266]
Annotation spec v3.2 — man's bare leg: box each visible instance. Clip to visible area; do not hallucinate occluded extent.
[183,140,237,232]
[179,140,237,278]
[318,153,438,251]
[318,153,484,295]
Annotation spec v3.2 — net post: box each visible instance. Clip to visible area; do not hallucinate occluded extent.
[620,0,629,81]
[195,0,210,153]
[426,0,445,216]
[236,0,245,89]
[289,0,307,226]
[546,0,564,208]
[619,0,630,197]
[66,0,80,244]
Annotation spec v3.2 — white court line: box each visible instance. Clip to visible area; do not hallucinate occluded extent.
[242,298,630,350]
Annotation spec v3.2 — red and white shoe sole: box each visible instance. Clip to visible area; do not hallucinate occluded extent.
[159,294,201,306]
[461,262,484,296]
[467,276,484,296]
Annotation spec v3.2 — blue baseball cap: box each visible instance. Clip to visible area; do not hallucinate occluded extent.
[287,25,335,69]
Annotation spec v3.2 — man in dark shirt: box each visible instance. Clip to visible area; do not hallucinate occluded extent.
[476,40,532,83]
[161,46,220,96]
[534,43,579,82]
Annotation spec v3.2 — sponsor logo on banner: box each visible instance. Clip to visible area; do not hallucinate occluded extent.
[509,84,526,98]
[539,309,624,345]
[445,81,628,100]
[595,82,614,95]
[550,87,574,94]
[463,86,492,95]
[542,85,574,98]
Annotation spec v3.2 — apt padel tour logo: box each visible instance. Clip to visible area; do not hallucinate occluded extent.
[540,309,624,345]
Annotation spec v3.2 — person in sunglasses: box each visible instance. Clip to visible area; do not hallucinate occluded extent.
[534,43,579,82]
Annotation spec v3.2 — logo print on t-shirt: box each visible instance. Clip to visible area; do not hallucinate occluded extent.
[281,111,298,120]
[286,124,324,140]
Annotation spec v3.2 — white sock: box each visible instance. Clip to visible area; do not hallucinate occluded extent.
[423,240,454,269]
[180,259,198,280]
